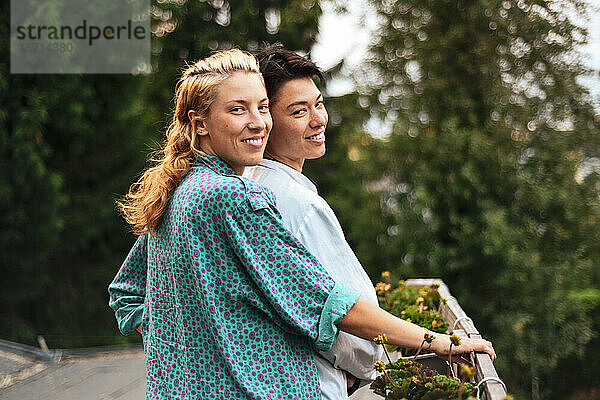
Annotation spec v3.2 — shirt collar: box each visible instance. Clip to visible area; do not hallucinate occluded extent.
[195,153,237,176]
[259,159,318,193]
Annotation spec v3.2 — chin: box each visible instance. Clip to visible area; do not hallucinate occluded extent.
[309,148,326,160]
[245,156,264,166]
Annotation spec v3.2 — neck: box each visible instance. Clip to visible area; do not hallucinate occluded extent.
[197,148,244,175]
[264,151,304,173]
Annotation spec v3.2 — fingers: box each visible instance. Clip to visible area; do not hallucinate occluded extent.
[474,338,496,362]
[485,340,496,362]
[433,336,497,363]
[457,338,496,362]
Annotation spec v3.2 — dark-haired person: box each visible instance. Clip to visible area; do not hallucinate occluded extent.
[109,48,496,400]
[243,44,379,399]
[244,45,492,399]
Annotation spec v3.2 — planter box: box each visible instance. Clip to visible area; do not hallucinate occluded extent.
[410,352,449,375]
[351,279,507,400]
[404,279,507,400]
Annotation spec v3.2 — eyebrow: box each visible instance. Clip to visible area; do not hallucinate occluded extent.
[225,98,269,105]
[286,93,323,109]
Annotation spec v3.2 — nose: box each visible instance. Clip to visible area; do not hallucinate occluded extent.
[248,108,267,131]
[310,106,328,129]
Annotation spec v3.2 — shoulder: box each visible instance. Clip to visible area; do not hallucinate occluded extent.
[177,166,275,213]
[244,164,291,192]
[247,165,336,230]
[247,164,318,204]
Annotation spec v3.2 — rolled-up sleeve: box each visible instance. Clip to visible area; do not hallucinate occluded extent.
[221,190,360,351]
[108,234,147,336]
[316,281,360,351]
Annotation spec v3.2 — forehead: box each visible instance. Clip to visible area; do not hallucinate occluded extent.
[213,71,266,102]
[273,77,320,105]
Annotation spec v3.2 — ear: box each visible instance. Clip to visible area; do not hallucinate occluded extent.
[188,110,209,136]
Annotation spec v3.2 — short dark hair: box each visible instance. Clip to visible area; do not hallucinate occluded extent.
[255,43,324,103]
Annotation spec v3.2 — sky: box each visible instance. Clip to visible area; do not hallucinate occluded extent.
[311,0,600,106]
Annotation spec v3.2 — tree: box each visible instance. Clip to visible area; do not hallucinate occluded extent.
[0,11,65,342]
[328,0,600,397]
[1,0,323,347]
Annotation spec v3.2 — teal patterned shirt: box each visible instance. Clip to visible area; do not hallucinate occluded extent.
[108,155,360,399]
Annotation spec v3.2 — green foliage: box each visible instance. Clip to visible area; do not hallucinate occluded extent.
[3,2,599,399]
[0,3,65,343]
[1,0,322,348]
[309,0,600,398]
[400,306,447,335]
[547,300,600,399]
[371,358,476,400]
[376,279,448,334]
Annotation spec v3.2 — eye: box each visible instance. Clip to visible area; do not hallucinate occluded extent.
[230,106,245,113]
[259,104,270,113]
[292,108,307,116]
[316,100,325,108]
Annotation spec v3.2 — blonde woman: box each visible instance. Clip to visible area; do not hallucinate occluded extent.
[109,49,495,400]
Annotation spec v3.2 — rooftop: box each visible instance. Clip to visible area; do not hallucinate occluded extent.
[0,339,144,399]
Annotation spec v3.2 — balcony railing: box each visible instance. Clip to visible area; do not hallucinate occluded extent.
[405,278,507,400]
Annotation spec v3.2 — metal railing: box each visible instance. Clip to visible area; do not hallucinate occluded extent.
[405,279,507,400]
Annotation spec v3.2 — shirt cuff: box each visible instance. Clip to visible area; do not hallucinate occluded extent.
[116,303,144,336]
[315,281,360,351]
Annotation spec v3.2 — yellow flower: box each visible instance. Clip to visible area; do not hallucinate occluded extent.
[381,271,391,282]
[375,282,392,295]
[424,332,436,343]
[374,361,386,372]
[450,333,462,346]
[374,334,388,344]
[460,365,476,379]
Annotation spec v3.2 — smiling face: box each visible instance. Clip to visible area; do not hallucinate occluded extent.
[265,77,328,172]
[196,71,272,174]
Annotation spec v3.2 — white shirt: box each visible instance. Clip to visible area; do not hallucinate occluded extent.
[244,159,383,400]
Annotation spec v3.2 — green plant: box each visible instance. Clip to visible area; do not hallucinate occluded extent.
[376,275,449,335]
[370,358,477,400]
[376,274,449,356]
[458,365,476,400]
[448,333,462,376]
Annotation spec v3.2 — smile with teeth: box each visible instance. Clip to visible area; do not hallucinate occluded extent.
[241,137,264,146]
[306,132,325,142]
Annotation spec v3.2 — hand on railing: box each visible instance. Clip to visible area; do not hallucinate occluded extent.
[431,333,496,362]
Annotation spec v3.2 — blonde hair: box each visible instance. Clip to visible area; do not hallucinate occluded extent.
[118,49,261,235]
